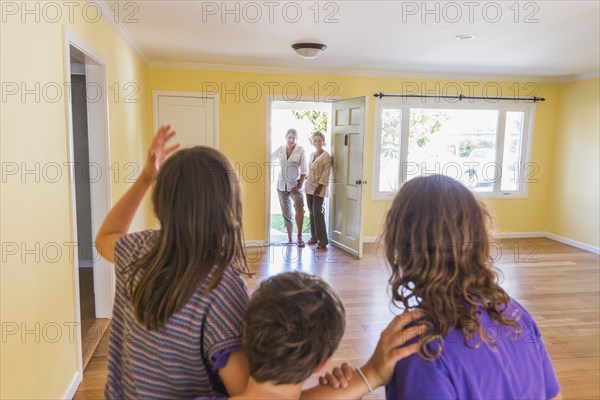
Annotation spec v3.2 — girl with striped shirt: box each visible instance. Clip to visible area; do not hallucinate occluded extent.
[96,125,251,399]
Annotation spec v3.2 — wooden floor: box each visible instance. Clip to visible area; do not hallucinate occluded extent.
[79,268,111,370]
[73,238,600,399]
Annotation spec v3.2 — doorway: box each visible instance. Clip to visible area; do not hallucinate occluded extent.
[268,101,332,245]
[64,30,113,391]
[70,64,104,369]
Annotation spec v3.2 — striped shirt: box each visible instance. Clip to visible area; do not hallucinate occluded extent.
[105,230,249,399]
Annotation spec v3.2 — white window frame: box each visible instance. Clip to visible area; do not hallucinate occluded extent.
[372,97,536,200]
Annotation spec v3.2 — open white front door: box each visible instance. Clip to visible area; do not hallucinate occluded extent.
[329,97,366,258]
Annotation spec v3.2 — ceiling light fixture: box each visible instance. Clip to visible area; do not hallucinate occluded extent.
[291,43,327,59]
[456,34,476,40]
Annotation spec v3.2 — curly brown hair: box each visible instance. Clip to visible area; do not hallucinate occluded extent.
[244,272,346,384]
[383,174,521,359]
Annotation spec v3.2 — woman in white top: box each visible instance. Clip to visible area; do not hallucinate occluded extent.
[305,131,331,250]
[273,128,308,247]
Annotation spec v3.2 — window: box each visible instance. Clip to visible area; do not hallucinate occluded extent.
[373,98,535,199]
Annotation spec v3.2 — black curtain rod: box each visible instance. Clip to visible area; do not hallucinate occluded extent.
[374,93,545,102]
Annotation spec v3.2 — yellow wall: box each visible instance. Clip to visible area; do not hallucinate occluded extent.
[0,2,149,397]
[1,3,597,397]
[548,78,600,247]
[149,69,561,240]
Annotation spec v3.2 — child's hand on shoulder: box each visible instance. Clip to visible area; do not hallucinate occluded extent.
[362,310,426,388]
[317,310,426,392]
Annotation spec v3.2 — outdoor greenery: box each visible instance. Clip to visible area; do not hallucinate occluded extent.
[458,139,495,157]
[380,108,524,158]
[271,110,326,235]
[271,214,311,233]
[380,109,402,160]
[409,108,451,152]
[380,108,452,160]
[292,110,328,134]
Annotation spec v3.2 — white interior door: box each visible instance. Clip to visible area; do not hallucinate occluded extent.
[153,91,218,148]
[329,97,366,258]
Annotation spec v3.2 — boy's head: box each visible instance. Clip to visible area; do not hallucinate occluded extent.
[244,272,346,385]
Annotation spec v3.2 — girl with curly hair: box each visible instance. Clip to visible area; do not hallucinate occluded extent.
[383,174,561,399]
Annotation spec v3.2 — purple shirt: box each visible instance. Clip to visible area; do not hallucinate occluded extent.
[387,299,560,400]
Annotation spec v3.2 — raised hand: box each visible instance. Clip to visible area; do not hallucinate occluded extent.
[141,124,179,182]
[96,124,179,264]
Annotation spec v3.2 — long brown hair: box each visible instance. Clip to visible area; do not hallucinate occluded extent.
[125,146,249,330]
[383,174,520,359]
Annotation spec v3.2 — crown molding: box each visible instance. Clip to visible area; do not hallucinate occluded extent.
[96,0,149,64]
[148,61,594,83]
[554,71,600,82]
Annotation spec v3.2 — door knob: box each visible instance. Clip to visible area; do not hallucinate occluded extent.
[355,180,367,185]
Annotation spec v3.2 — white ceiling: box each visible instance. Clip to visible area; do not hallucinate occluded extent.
[103,0,600,79]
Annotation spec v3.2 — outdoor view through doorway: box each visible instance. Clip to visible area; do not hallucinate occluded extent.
[269,101,331,244]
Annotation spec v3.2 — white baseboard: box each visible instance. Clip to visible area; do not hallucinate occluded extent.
[251,233,598,254]
[544,232,600,255]
[62,371,82,399]
[495,231,599,254]
[494,231,546,239]
[362,232,599,255]
[245,241,269,247]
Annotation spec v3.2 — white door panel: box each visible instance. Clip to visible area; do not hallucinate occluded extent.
[154,93,217,148]
[330,97,366,258]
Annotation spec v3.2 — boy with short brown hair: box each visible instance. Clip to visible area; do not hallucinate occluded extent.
[196,271,423,400]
